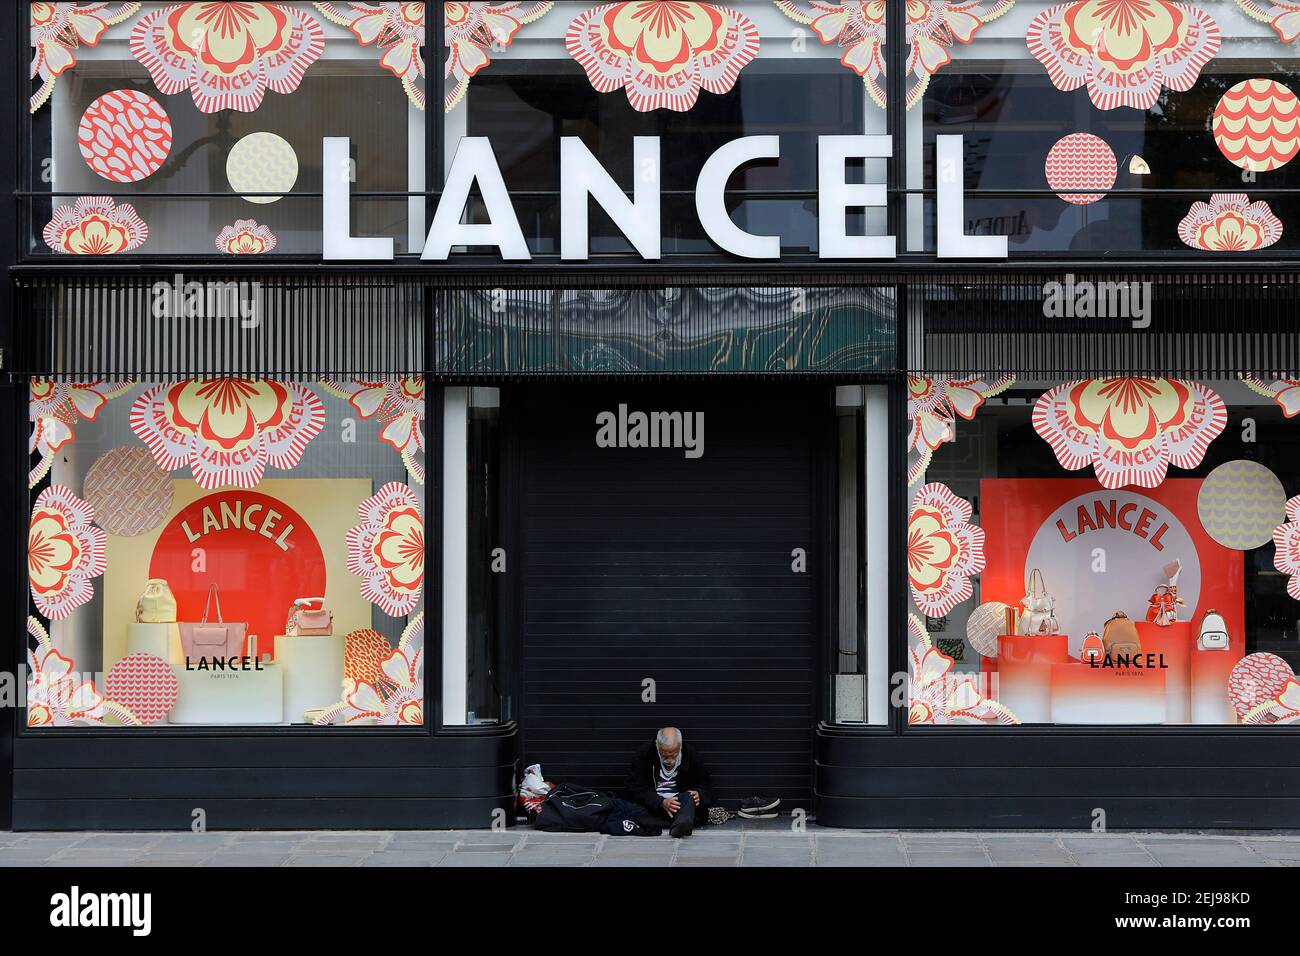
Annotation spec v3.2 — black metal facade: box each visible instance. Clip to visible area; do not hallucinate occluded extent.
[7,1,1300,832]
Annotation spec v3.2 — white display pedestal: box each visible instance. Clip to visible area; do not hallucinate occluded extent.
[168,663,284,725]
[275,634,345,724]
[125,622,183,665]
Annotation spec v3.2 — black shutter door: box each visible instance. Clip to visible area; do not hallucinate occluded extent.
[516,386,819,809]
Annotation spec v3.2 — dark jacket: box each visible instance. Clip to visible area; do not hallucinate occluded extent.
[623,741,715,814]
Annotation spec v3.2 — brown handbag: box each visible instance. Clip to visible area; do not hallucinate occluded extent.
[1102,611,1142,657]
[179,584,247,662]
[286,597,333,636]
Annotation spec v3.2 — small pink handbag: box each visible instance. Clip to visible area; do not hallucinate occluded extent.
[286,597,333,636]
[179,584,247,661]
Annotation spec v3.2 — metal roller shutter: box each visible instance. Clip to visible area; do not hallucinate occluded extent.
[515,386,820,809]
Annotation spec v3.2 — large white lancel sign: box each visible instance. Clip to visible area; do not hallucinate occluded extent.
[322,135,1004,262]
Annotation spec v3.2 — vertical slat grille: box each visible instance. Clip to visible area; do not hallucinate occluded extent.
[16,275,425,380]
[912,271,1300,377]
[15,276,899,379]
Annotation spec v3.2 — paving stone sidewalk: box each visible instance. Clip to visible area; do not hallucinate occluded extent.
[3,822,1300,866]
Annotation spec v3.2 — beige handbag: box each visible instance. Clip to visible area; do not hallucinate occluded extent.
[286,597,333,636]
[1017,568,1060,635]
[135,579,178,623]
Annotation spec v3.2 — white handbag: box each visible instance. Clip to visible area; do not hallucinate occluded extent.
[1198,609,1230,651]
[1017,568,1060,636]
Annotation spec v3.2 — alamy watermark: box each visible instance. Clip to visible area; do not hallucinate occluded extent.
[1042,273,1153,329]
[596,404,705,459]
[151,273,262,326]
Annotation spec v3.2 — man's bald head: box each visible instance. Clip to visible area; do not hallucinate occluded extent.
[656,727,682,768]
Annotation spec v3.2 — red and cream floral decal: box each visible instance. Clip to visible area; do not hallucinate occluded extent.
[29,486,106,621]
[44,196,147,254]
[215,219,278,255]
[315,613,424,725]
[316,2,426,109]
[1026,0,1221,111]
[774,1,1013,110]
[908,482,984,618]
[907,374,1014,485]
[322,377,426,482]
[129,379,325,490]
[566,1,760,112]
[1243,375,1300,418]
[1212,78,1300,172]
[444,2,553,111]
[348,482,425,616]
[1243,678,1300,724]
[25,617,140,727]
[774,1,888,107]
[1273,495,1300,601]
[1177,193,1282,252]
[130,2,326,113]
[30,2,141,112]
[1236,1,1300,45]
[907,614,1018,724]
[1032,378,1227,490]
[29,378,133,487]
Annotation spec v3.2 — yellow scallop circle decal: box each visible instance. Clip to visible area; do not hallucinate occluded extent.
[1197,459,1287,551]
[226,132,298,205]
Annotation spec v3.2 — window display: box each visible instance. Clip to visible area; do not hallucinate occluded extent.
[907,376,1300,727]
[25,376,427,729]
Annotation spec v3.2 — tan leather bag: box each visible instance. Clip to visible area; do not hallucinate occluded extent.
[1102,611,1141,657]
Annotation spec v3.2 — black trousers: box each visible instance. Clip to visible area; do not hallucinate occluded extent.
[637,792,699,830]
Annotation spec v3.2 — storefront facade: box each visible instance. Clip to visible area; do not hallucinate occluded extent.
[6,1,1300,831]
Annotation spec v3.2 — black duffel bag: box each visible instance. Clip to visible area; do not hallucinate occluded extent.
[533,784,616,832]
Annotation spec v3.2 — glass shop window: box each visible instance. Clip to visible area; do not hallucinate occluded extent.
[442,0,879,256]
[906,374,1300,728]
[26,375,428,729]
[909,0,1300,254]
[28,1,424,257]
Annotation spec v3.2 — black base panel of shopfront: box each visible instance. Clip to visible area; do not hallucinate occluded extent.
[816,727,1300,828]
[515,386,820,809]
[10,728,517,830]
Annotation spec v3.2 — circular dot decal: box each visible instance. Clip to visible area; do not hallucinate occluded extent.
[1198,460,1287,551]
[226,132,298,204]
[1213,78,1300,173]
[77,89,172,183]
[1045,133,1116,206]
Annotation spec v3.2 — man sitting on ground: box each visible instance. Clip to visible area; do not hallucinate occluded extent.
[623,727,715,838]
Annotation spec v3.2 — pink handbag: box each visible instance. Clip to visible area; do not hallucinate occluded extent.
[286,597,333,636]
[179,584,247,662]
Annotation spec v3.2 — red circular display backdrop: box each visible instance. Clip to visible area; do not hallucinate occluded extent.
[150,490,325,658]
